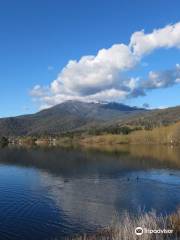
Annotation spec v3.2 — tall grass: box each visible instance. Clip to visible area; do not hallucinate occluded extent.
[15,121,180,147]
[78,122,180,146]
[67,208,180,240]
[129,122,180,145]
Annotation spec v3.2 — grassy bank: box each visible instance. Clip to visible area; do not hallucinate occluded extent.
[67,208,180,240]
[74,121,180,147]
[5,121,180,148]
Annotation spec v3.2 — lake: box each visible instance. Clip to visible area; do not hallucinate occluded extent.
[0,145,180,239]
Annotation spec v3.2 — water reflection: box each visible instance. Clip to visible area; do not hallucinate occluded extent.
[0,145,180,173]
[0,145,179,239]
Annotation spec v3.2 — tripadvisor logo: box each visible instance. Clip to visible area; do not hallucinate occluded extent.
[135,227,173,236]
[135,227,143,235]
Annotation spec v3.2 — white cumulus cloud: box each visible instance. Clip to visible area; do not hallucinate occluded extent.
[50,44,136,96]
[130,22,180,56]
[30,22,180,109]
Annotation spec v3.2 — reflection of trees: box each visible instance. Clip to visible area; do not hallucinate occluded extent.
[0,136,9,147]
[0,146,180,177]
[129,145,180,166]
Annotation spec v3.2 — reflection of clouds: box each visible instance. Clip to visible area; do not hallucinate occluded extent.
[39,171,119,227]
[2,146,179,232]
[39,167,180,231]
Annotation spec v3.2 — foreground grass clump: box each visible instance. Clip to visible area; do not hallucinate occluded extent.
[67,208,180,240]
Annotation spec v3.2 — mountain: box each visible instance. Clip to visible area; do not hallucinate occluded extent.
[0,101,179,137]
[0,101,146,136]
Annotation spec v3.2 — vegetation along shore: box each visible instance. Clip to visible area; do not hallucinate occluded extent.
[66,208,180,240]
[2,120,179,148]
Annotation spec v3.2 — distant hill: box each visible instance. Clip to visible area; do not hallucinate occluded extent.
[0,101,146,136]
[0,101,179,136]
[117,106,180,129]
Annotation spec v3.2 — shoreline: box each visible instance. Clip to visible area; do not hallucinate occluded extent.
[2,121,179,148]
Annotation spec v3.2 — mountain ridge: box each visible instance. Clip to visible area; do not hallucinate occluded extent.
[0,101,179,136]
[0,101,146,136]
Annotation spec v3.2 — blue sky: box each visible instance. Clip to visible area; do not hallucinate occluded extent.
[0,0,180,117]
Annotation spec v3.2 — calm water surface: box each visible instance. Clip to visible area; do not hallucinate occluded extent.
[0,145,180,239]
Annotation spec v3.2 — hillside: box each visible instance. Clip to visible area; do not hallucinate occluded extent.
[118,106,180,129]
[0,101,179,137]
[0,101,146,136]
